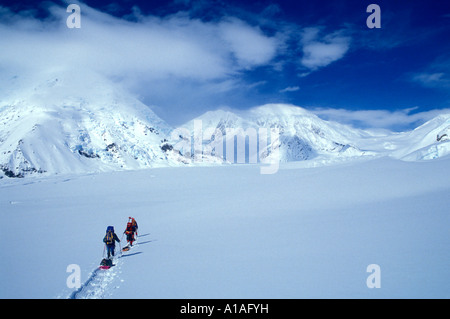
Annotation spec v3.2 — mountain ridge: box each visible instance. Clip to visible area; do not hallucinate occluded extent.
[1,73,450,178]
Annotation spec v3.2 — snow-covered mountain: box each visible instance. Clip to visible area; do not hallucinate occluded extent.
[352,113,450,161]
[0,70,185,178]
[388,114,450,161]
[179,104,373,163]
[179,104,450,164]
[1,71,450,178]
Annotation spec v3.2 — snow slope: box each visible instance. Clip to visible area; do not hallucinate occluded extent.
[1,71,449,299]
[352,113,450,161]
[1,156,449,298]
[179,104,369,164]
[0,69,185,178]
[179,104,450,166]
[2,75,450,178]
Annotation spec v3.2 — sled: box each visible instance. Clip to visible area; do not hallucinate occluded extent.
[99,258,114,270]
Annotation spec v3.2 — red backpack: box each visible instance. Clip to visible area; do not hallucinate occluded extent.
[125,222,133,234]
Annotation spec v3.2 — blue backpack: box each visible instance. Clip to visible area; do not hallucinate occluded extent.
[105,226,114,245]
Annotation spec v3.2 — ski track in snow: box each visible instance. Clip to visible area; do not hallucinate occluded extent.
[69,255,122,299]
[69,242,139,299]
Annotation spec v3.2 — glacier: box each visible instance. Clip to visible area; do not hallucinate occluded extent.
[0,157,449,298]
[1,71,449,299]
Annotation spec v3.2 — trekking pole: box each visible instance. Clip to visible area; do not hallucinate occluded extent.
[120,232,125,250]
[102,244,106,258]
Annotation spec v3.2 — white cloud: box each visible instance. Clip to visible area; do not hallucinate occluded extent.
[408,55,450,89]
[411,72,450,88]
[0,2,286,124]
[300,27,350,71]
[218,17,280,69]
[279,86,299,93]
[0,2,282,86]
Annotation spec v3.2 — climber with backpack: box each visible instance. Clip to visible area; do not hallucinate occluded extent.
[130,217,138,236]
[103,226,120,259]
[124,222,135,247]
[124,217,138,248]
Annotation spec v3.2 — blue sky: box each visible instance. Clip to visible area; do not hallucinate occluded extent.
[1,0,450,130]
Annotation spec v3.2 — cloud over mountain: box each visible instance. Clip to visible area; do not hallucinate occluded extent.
[299,27,351,71]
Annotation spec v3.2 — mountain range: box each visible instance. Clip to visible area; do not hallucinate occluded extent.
[1,71,450,178]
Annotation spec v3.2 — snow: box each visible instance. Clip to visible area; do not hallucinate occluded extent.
[2,73,450,178]
[181,104,370,164]
[180,104,450,165]
[0,70,183,178]
[1,156,449,298]
[1,72,450,299]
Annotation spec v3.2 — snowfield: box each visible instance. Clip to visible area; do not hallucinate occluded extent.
[1,156,449,298]
[1,71,449,299]
[2,0,450,302]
